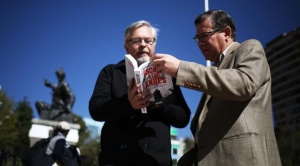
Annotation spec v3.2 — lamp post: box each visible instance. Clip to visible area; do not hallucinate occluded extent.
[204,0,211,66]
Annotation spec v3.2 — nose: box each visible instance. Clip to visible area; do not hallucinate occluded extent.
[140,39,147,46]
[198,41,206,47]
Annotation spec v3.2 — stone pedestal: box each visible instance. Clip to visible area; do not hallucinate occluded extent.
[29,118,80,147]
[39,109,74,123]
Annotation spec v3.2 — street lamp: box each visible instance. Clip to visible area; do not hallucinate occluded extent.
[204,0,211,67]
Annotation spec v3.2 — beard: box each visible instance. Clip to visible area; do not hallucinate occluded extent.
[137,56,150,66]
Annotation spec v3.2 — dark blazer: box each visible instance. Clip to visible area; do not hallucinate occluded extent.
[177,40,281,166]
[89,60,191,166]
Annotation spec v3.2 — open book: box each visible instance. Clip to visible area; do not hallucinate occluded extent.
[125,54,175,113]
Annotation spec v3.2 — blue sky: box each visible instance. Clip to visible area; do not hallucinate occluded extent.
[1,0,300,138]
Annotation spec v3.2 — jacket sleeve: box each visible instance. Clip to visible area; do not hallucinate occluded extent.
[52,139,66,162]
[177,146,198,166]
[154,77,191,128]
[89,64,135,121]
[176,40,269,101]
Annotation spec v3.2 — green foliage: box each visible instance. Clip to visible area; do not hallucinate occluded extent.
[80,138,101,166]
[13,98,34,162]
[0,90,19,165]
[183,136,194,153]
[73,114,101,165]
[73,114,90,146]
[0,90,18,151]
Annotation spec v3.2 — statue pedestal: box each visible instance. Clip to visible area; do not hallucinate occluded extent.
[28,118,80,147]
[40,109,74,123]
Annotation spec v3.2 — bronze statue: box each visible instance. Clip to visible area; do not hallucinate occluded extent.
[36,69,75,123]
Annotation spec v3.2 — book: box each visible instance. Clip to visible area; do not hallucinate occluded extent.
[125,54,175,113]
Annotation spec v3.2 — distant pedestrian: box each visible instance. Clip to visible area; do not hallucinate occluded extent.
[46,121,70,166]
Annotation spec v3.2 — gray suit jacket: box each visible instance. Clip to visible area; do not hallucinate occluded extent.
[177,40,281,166]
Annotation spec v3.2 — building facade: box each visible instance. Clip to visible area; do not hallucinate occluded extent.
[170,128,186,165]
[265,27,300,128]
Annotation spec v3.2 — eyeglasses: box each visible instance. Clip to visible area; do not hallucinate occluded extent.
[193,29,218,43]
[126,37,156,46]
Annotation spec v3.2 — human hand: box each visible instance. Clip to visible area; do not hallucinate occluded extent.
[44,79,51,87]
[152,53,180,77]
[127,78,152,110]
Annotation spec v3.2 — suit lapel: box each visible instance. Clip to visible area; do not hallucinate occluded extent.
[191,43,240,136]
[219,42,240,69]
[190,93,209,135]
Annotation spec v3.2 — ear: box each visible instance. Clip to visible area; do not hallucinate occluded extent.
[124,44,129,53]
[224,26,231,38]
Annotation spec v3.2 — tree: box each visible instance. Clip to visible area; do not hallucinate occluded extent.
[72,114,101,165]
[72,114,90,146]
[183,137,194,153]
[79,138,100,166]
[12,98,34,165]
[0,90,18,165]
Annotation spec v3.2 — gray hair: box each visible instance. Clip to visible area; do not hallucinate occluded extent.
[124,20,159,45]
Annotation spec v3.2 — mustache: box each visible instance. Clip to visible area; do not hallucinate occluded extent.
[137,56,150,65]
[137,50,149,54]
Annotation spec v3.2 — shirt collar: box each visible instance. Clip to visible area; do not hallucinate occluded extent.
[220,42,234,62]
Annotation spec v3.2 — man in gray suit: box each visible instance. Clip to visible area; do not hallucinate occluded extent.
[152,10,281,166]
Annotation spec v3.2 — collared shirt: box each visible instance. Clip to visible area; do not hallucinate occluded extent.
[220,42,234,61]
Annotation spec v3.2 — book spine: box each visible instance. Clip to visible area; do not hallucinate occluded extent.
[134,71,147,113]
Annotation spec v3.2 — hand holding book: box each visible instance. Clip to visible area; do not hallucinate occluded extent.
[127,78,152,112]
[125,54,175,113]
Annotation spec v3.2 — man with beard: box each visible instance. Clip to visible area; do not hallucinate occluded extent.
[89,20,191,166]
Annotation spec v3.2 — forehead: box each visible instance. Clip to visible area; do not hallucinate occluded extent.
[130,25,153,38]
[196,17,213,33]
